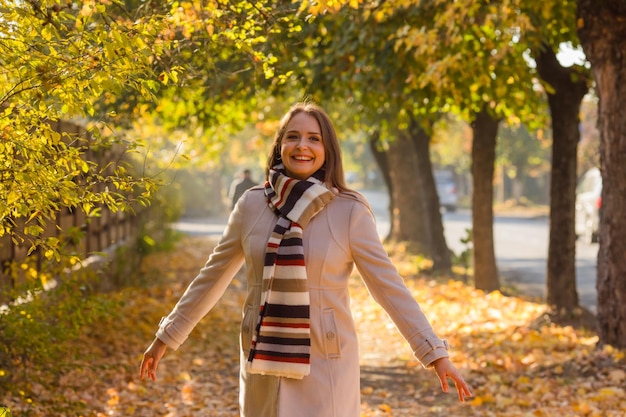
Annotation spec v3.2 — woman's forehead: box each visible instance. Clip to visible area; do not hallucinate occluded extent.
[285,112,321,133]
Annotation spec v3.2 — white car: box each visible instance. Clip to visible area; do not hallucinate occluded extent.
[575,167,602,243]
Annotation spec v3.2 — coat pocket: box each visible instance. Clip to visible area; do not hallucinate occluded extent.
[241,304,255,354]
[322,308,341,358]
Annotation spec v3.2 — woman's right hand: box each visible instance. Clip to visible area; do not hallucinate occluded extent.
[140,337,168,381]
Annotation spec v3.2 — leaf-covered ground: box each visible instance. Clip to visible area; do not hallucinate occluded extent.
[2,235,625,416]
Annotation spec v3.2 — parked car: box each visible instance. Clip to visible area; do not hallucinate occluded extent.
[575,167,602,243]
[434,169,458,212]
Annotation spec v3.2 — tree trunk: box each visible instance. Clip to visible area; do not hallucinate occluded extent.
[386,130,430,254]
[368,131,395,242]
[410,118,452,273]
[578,0,626,348]
[471,108,500,292]
[534,46,589,312]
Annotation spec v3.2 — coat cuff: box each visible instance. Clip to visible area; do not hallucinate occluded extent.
[155,315,189,350]
[413,338,450,368]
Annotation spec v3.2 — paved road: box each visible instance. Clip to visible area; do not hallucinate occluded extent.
[359,189,598,313]
[173,189,598,313]
[434,210,598,312]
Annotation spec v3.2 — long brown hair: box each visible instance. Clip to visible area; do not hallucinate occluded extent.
[265,102,349,191]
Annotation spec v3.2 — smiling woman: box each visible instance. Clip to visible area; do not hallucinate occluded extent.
[140,102,472,417]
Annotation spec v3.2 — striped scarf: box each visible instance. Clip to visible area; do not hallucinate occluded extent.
[246,165,337,379]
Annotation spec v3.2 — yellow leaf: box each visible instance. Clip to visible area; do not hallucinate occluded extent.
[488,374,502,383]
[599,386,625,397]
[378,403,392,413]
[7,190,19,205]
[470,396,484,405]
[573,401,593,414]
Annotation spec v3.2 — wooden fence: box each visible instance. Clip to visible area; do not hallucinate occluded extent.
[0,120,143,301]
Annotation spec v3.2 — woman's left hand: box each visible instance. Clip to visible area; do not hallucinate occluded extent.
[431,357,473,402]
[140,337,168,381]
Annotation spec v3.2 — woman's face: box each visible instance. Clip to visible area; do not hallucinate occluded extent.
[280,112,326,180]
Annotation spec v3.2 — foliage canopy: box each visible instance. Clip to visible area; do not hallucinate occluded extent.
[0,0,291,259]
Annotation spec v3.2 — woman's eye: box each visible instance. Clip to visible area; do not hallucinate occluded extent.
[309,136,320,142]
[286,135,298,140]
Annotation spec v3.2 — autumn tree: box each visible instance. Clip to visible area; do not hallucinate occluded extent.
[578,0,626,348]
[535,47,590,312]
[0,0,170,262]
[509,0,591,317]
[387,0,598,309]
[389,0,545,292]
[0,0,289,263]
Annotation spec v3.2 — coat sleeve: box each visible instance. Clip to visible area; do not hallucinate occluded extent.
[155,193,247,350]
[347,199,449,367]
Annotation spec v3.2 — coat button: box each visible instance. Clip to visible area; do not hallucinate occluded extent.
[326,331,335,340]
[243,326,249,334]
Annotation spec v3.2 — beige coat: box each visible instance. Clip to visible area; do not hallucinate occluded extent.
[156,187,449,417]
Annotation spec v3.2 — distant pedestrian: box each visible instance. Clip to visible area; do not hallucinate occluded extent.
[140,102,472,417]
[228,168,257,209]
